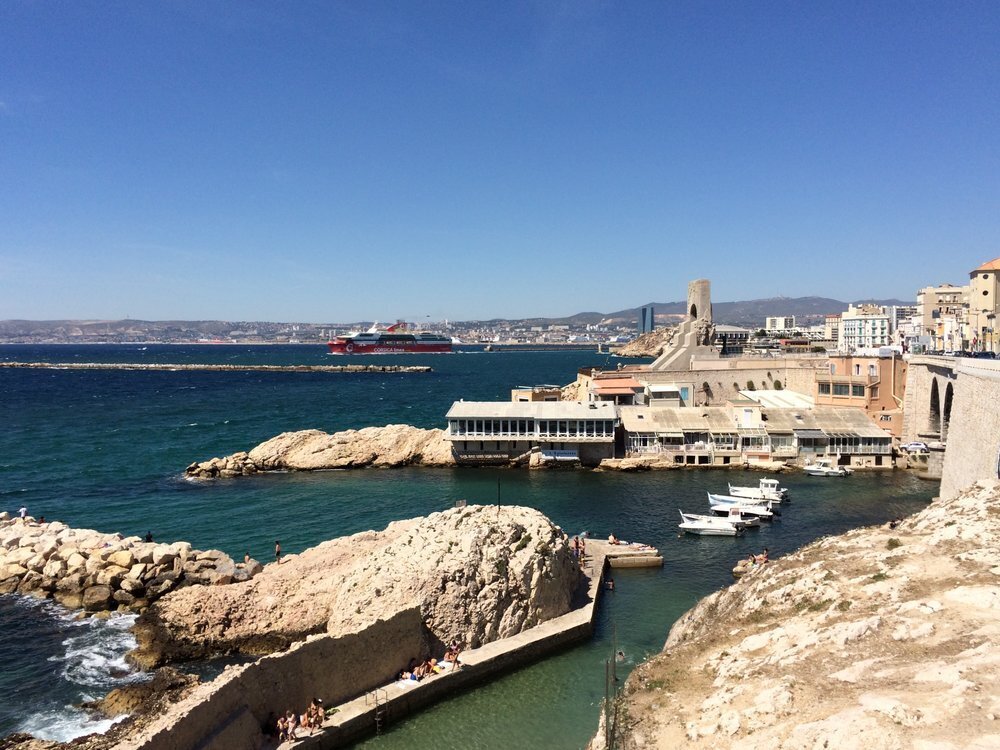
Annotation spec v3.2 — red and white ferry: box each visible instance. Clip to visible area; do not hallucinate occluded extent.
[326,323,453,355]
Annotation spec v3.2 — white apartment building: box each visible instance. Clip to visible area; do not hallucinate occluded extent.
[840,304,891,353]
[765,316,796,333]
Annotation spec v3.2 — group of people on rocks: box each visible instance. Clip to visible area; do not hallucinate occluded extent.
[398,640,463,682]
[266,698,325,742]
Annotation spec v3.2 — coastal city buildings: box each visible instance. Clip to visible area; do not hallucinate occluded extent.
[916,283,969,352]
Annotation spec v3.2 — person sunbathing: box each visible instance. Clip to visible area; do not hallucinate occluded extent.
[608,533,619,544]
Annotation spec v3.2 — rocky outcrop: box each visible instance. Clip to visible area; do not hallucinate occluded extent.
[185,425,454,477]
[599,480,1000,749]
[614,327,676,357]
[0,515,259,614]
[130,504,578,667]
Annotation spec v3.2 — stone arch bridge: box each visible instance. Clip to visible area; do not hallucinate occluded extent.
[903,355,1000,499]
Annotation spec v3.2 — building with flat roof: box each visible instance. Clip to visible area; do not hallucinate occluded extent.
[619,403,892,469]
[445,400,617,466]
[840,304,892,353]
[815,354,907,436]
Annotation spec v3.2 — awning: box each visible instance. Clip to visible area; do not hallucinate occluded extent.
[737,427,768,436]
[794,429,827,439]
[826,431,860,439]
[655,430,684,437]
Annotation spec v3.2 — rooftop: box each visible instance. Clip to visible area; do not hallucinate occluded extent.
[446,401,618,420]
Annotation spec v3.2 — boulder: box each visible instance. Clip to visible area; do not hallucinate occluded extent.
[0,563,28,581]
[151,545,177,566]
[107,550,135,569]
[82,585,114,611]
[130,505,577,665]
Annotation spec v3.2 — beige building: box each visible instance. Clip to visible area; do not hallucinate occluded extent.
[814,354,906,436]
[967,257,1000,353]
[916,283,969,351]
[619,402,893,469]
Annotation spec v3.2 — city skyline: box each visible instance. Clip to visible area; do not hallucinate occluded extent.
[2,2,998,322]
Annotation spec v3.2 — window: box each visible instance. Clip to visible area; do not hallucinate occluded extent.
[833,384,850,396]
[818,383,831,394]
[852,384,865,397]
[870,386,879,398]
[830,364,836,375]
[869,364,877,376]
[854,364,861,375]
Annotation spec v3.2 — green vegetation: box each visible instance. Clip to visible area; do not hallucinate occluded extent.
[871,572,888,582]
[514,533,531,552]
[887,538,901,550]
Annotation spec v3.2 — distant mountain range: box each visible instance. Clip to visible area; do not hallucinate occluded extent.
[0,296,915,342]
[472,296,914,328]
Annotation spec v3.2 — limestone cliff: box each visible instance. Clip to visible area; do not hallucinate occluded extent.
[131,504,577,667]
[185,424,454,477]
[613,327,676,358]
[597,480,1000,749]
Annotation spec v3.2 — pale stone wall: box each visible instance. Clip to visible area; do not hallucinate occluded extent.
[121,607,427,750]
[639,360,821,406]
[901,356,959,443]
[940,361,1000,499]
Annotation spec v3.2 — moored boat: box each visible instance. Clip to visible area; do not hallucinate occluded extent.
[327,323,453,355]
[678,510,745,536]
[728,477,789,502]
[707,492,780,516]
[803,458,852,477]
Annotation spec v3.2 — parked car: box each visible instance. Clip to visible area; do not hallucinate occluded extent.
[900,441,929,453]
[928,441,946,450]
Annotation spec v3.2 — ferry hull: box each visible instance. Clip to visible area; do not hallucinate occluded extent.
[327,342,452,355]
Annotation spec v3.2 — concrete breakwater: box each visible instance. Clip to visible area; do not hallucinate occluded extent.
[0,361,431,374]
[0,514,258,614]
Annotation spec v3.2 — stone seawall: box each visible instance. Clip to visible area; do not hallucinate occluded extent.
[0,515,257,613]
[115,608,427,750]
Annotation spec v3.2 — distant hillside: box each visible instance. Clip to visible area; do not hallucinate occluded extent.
[586,296,913,328]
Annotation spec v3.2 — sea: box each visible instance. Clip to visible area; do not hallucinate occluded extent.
[0,344,936,748]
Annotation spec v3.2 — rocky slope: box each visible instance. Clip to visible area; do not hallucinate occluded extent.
[0,515,257,613]
[185,424,454,477]
[598,479,1000,749]
[613,327,676,357]
[130,504,578,667]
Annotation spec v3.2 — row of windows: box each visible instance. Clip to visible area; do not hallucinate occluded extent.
[448,418,614,437]
[818,382,871,397]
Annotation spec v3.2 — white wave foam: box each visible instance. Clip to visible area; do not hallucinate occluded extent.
[19,706,123,742]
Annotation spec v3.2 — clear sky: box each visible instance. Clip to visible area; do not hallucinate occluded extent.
[1,1,998,322]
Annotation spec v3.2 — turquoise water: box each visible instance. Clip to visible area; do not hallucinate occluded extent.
[0,345,936,746]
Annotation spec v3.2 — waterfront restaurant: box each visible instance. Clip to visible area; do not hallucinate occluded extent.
[620,403,893,468]
[445,401,618,466]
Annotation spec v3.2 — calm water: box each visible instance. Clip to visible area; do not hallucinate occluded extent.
[0,345,936,746]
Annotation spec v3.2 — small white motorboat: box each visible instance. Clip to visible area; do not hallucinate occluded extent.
[678,510,745,536]
[707,492,780,517]
[803,458,853,477]
[710,502,774,521]
[728,477,789,502]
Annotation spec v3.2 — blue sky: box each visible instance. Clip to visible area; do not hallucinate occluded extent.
[1,1,998,322]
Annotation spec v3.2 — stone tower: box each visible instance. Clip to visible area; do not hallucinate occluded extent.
[688,279,712,322]
[650,278,719,371]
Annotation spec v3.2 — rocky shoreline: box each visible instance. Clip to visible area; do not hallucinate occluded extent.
[0,515,259,614]
[185,425,454,477]
[595,479,1000,749]
[1,505,579,750]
